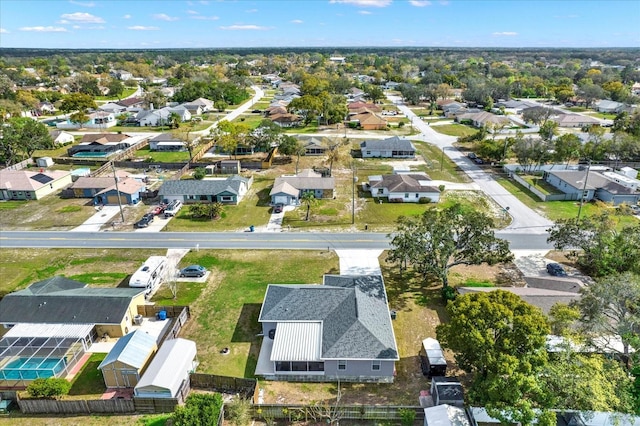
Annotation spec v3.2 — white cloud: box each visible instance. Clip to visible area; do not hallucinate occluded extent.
[492,31,518,36]
[191,15,219,21]
[246,8,258,13]
[123,14,131,19]
[219,24,271,31]
[58,20,70,24]
[60,12,105,23]
[153,13,179,21]
[72,24,104,30]
[0,28,8,33]
[187,10,199,15]
[358,10,372,14]
[128,25,159,31]
[329,0,392,7]
[291,19,304,24]
[410,0,431,6]
[20,26,68,32]
[69,0,95,6]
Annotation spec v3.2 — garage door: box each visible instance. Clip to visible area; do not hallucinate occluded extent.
[107,195,127,205]
[274,195,288,205]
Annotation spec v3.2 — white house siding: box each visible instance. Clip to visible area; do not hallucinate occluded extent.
[388,191,440,203]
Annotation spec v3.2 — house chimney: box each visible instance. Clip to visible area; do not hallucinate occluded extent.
[150,103,154,111]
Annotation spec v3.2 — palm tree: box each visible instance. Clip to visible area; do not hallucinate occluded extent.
[169,112,181,129]
[324,138,348,177]
[300,191,316,221]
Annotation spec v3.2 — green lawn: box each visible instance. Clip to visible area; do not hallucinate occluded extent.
[67,353,107,398]
[0,249,165,297]
[172,250,338,377]
[95,88,137,101]
[413,141,472,182]
[0,196,97,232]
[134,147,190,162]
[431,123,477,138]
[519,175,564,196]
[163,176,274,232]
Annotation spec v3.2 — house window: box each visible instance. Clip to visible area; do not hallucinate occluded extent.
[338,360,347,371]
[221,196,233,202]
[372,360,381,371]
[377,189,383,194]
[404,193,409,198]
[415,194,419,198]
[366,151,371,155]
[186,195,197,200]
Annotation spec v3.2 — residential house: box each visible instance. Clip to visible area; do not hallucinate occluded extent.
[135,106,191,127]
[329,56,346,64]
[595,99,625,114]
[134,338,198,402]
[300,137,327,156]
[544,169,640,206]
[183,97,214,113]
[632,82,640,96]
[158,175,253,205]
[457,286,581,315]
[181,104,203,116]
[270,113,302,128]
[116,97,145,111]
[382,81,401,90]
[349,111,387,130]
[111,70,133,81]
[270,169,335,205]
[98,330,158,388]
[68,133,135,157]
[360,136,416,158]
[94,177,146,205]
[37,101,56,114]
[265,105,288,116]
[48,129,74,145]
[455,111,511,129]
[98,102,127,115]
[367,173,441,203]
[0,169,72,200]
[0,276,146,338]
[346,87,365,103]
[550,114,601,128]
[56,111,116,130]
[255,275,399,383]
[348,102,382,113]
[68,170,131,198]
[440,101,466,117]
[149,133,187,152]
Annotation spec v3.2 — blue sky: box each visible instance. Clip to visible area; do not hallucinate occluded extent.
[1,0,639,49]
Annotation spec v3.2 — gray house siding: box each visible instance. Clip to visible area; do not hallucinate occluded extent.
[544,174,595,201]
[595,190,640,206]
[324,359,395,379]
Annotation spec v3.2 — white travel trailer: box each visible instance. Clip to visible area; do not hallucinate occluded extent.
[129,256,167,296]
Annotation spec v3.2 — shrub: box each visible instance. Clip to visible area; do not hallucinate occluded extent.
[227,398,252,426]
[398,121,405,128]
[193,167,206,180]
[438,184,445,192]
[26,377,72,399]
[441,286,457,302]
[172,393,223,426]
[418,197,432,204]
[399,408,416,426]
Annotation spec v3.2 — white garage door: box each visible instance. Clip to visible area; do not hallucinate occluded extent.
[274,195,288,204]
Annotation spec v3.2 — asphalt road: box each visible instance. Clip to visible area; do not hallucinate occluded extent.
[0,231,552,251]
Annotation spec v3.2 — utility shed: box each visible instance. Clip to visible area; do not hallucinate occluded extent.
[98,330,157,388]
[134,338,197,401]
[420,338,447,378]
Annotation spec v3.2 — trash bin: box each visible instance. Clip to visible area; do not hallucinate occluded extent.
[390,310,397,320]
[157,310,167,321]
[249,225,255,232]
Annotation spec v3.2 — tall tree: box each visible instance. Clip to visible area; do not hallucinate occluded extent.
[546,213,640,277]
[277,135,305,174]
[553,133,582,166]
[437,290,552,425]
[324,138,348,177]
[59,92,96,113]
[301,191,316,221]
[387,203,513,288]
[0,117,53,164]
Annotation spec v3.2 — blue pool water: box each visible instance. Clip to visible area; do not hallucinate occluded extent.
[72,152,110,158]
[0,357,65,380]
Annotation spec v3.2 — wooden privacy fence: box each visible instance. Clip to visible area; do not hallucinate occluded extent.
[251,404,425,422]
[189,373,257,400]
[17,397,135,414]
[132,397,179,414]
[136,305,189,318]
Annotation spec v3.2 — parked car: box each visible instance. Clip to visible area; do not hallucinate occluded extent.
[273,204,283,214]
[474,158,484,164]
[152,204,166,215]
[630,205,640,215]
[546,263,567,277]
[467,152,477,160]
[179,265,207,278]
[134,214,154,228]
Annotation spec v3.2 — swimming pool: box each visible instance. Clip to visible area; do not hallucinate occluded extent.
[0,357,66,380]
[72,152,111,158]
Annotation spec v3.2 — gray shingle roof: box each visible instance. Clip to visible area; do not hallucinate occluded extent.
[158,175,249,197]
[259,275,398,360]
[0,277,144,325]
[360,136,415,151]
[369,174,439,193]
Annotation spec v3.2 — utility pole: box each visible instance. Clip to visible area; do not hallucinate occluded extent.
[352,163,358,225]
[440,146,445,172]
[111,162,125,223]
[576,160,591,222]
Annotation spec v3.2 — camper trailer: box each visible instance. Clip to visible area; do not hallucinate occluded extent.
[420,337,447,378]
[129,256,167,296]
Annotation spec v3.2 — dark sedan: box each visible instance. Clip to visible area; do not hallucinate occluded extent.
[179,265,207,278]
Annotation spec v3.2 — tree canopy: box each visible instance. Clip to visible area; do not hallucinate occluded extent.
[387,203,513,288]
[0,117,53,165]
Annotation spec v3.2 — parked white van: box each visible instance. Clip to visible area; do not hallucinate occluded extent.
[164,200,183,217]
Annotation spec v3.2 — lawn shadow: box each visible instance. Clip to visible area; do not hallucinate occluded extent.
[231,303,263,378]
[254,187,272,207]
[68,355,106,396]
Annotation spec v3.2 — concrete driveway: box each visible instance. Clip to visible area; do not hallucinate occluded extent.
[72,206,123,232]
[335,249,383,275]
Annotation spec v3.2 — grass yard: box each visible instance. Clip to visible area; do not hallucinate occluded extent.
[133,147,190,163]
[0,414,150,426]
[33,143,75,158]
[163,175,274,232]
[518,175,564,196]
[67,353,107,399]
[0,248,165,296]
[175,250,339,378]
[95,88,137,101]
[0,197,97,231]
[494,175,639,228]
[431,123,477,138]
[413,141,472,182]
